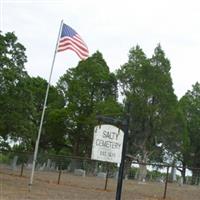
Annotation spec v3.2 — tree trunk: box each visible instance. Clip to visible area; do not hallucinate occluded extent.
[169,166,177,182]
[73,136,80,156]
[138,164,147,182]
[124,158,132,179]
[181,163,186,184]
[69,137,82,171]
[138,151,148,182]
[191,169,200,185]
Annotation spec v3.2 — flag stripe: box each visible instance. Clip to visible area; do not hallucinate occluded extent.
[58,45,89,59]
[57,23,89,60]
[58,36,88,52]
[58,38,89,57]
[58,46,88,60]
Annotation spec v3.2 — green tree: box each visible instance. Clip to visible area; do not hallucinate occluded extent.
[179,82,200,184]
[0,32,65,152]
[117,45,177,180]
[0,32,34,146]
[23,76,65,152]
[57,51,120,157]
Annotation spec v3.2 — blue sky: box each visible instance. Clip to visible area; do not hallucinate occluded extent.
[1,0,200,99]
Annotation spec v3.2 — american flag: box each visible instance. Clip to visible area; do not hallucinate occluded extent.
[57,23,89,60]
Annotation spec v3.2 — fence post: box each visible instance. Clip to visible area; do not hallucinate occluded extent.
[163,166,169,199]
[20,163,24,176]
[104,163,109,190]
[57,168,62,184]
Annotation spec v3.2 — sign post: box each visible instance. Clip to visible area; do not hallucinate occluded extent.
[115,116,129,200]
[92,114,130,200]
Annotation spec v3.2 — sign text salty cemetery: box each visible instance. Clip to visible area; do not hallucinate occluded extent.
[91,124,124,163]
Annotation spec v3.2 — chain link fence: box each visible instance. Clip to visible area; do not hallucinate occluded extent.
[1,150,200,200]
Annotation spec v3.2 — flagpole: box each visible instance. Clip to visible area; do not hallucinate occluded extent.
[29,20,64,190]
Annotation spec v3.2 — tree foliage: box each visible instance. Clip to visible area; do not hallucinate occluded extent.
[179,83,200,167]
[0,32,65,151]
[117,45,178,162]
[0,32,33,141]
[57,51,120,156]
[179,82,200,184]
[1,31,200,182]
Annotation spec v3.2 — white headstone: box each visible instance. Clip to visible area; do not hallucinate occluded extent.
[46,159,51,170]
[74,169,86,177]
[39,163,46,171]
[11,156,18,170]
[171,167,177,182]
[178,177,183,186]
[50,162,56,170]
[97,172,107,178]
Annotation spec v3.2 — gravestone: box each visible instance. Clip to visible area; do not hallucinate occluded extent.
[157,177,164,183]
[27,163,33,169]
[138,164,147,182]
[69,159,82,172]
[50,162,56,171]
[97,172,107,178]
[138,179,146,184]
[178,176,183,186]
[26,155,33,169]
[170,166,177,182]
[11,156,18,170]
[39,163,46,171]
[74,169,86,177]
[93,162,98,175]
[46,159,51,170]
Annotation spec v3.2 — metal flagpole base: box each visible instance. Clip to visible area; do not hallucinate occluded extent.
[28,183,32,192]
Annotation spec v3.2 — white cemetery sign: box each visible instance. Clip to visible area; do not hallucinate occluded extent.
[91,124,124,164]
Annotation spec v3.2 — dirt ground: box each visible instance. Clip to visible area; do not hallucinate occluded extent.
[0,168,200,200]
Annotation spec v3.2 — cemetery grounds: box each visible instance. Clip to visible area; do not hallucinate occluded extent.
[1,167,200,200]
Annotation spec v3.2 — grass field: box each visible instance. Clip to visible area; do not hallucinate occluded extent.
[0,168,200,200]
